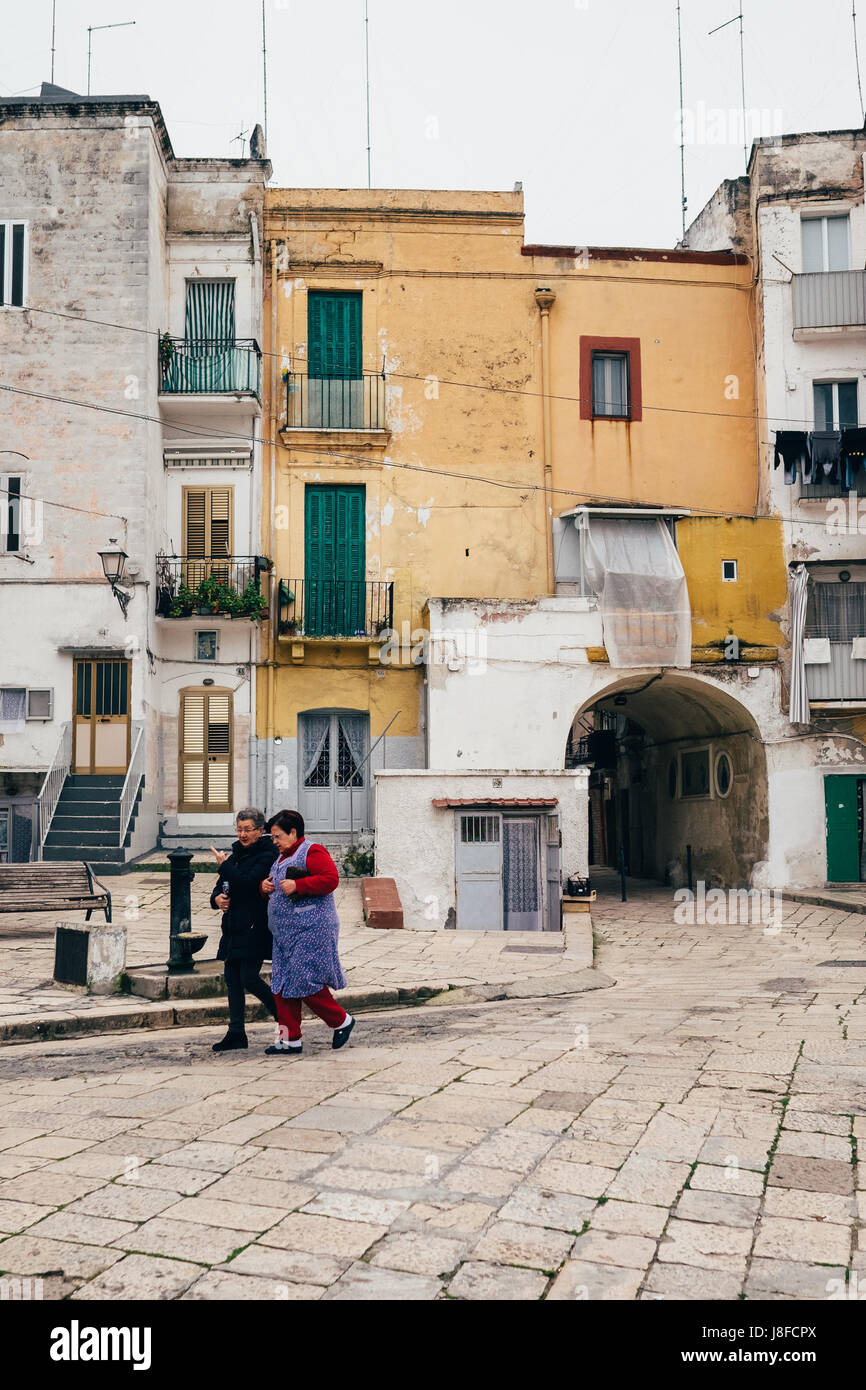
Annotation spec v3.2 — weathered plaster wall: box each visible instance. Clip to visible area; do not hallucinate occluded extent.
[374,768,589,931]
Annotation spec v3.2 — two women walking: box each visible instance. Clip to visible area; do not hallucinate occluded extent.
[209,806,353,1057]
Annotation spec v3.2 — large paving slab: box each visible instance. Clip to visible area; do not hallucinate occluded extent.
[0,872,863,1300]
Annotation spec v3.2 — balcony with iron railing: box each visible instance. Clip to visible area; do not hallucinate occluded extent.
[158,338,262,396]
[155,555,270,620]
[282,372,387,432]
[792,270,866,332]
[277,579,394,640]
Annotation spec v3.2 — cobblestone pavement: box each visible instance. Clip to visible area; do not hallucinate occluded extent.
[0,875,592,1030]
[0,880,864,1300]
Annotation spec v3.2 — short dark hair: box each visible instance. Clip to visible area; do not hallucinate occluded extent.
[267,809,305,839]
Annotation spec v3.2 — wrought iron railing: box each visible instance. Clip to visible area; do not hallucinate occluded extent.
[792,270,866,330]
[36,721,72,857]
[155,555,269,618]
[119,722,144,847]
[278,578,394,639]
[159,338,262,395]
[283,372,387,430]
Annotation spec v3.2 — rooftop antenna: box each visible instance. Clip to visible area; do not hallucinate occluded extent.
[231,125,250,159]
[50,0,57,84]
[709,8,747,169]
[676,0,687,242]
[365,0,372,188]
[261,0,268,146]
[87,20,136,96]
[854,2,865,124]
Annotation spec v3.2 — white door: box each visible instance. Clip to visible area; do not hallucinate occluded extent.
[299,711,368,832]
[455,812,503,930]
[503,817,543,932]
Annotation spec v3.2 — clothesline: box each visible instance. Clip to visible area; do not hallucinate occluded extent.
[773,428,866,488]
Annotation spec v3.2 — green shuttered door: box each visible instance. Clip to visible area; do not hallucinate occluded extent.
[824,776,861,882]
[308,292,362,379]
[305,485,365,635]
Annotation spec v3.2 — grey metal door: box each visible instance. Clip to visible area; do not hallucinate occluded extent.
[503,816,543,931]
[455,812,503,930]
[300,711,368,832]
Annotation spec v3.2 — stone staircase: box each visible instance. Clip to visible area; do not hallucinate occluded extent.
[41,773,144,875]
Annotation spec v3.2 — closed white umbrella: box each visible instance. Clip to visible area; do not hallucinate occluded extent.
[789,564,811,725]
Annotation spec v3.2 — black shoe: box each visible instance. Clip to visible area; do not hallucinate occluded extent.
[212,1032,248,1053]
[332,1016,356,1050]
[264,1042,303,1057]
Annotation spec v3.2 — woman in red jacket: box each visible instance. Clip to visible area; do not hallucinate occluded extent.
[261,809,354,1056]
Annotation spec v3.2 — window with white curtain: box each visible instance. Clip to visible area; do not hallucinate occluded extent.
[801,214,850,273]
[814,381,858,430]
[591,352,630,418]
[0,221,27,307]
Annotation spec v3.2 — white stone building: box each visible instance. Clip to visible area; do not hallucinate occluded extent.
[0,84,269,869]
[687,127,866,885]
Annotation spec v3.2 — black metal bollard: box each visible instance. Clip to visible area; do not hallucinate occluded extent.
[686,843,694,894]
[620,845,627,903]
[167,847,196,973]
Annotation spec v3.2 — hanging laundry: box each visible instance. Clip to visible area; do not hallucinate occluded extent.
[841,428,866,489]
[810,430,842,484]
[774,431,810,486]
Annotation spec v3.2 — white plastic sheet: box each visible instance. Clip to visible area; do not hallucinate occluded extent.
[579,514,692,668]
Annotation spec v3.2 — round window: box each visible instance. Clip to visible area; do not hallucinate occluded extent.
[715,751,733,798]
[668,760,678,799]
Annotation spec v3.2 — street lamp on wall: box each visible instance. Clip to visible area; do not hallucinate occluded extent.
[98,546,132,618]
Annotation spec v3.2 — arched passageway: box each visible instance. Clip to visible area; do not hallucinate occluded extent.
[567,672,769,889]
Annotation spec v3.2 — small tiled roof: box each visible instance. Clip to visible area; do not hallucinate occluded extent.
[431,797,558,808]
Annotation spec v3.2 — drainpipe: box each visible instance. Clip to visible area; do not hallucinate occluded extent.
[265,240,279,814]
[535,288,556,595]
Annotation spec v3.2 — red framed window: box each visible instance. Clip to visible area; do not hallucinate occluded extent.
[580,336,642,422]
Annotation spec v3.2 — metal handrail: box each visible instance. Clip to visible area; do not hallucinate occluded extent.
[159,338,262,395]
[118,722,144,847]
[36,721,72,857]
[277,578,394,639]
[283,371,387,430]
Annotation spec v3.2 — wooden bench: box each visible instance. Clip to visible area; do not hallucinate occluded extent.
[0,862,112,922]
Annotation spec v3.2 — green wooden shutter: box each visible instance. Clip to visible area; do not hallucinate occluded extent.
[304,486,365,635]
[308,292,362,380]
[825,776,861,883]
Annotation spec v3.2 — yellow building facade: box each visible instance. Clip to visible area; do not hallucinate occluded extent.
[258,190,787,896]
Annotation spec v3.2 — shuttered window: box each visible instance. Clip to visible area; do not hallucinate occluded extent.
[179,690,233,812]
[182,487,233,584]
[308,292,362,380]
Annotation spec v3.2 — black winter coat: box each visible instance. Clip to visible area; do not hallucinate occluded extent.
[210,835,278,962]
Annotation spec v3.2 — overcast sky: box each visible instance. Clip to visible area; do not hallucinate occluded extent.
[3,0,863,247]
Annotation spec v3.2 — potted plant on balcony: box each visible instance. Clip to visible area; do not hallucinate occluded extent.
[168,582,197,619]
[239,584,268,621]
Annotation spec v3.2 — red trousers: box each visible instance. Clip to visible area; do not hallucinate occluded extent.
[274,988,347,1042]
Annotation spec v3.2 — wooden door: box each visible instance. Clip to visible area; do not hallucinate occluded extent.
[825,775,861,882]
[178,689,233,812]
[307,291,363,426]
[304,485,365,635]
[73,659,130,774]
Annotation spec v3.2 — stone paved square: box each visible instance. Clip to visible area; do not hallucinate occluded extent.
[1,875,864,1304]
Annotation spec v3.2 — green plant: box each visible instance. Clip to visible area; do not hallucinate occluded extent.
[159,331,175,366]
[168,581,197,617]
[343,846,374,878]
[239,584,268,621]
